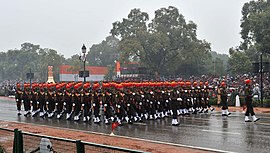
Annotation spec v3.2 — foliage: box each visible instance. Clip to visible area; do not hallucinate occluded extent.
[86,36,119,66]
[228,0,270,75]
[65,54,82,75]
[227,48,252,75]
[111,6,212,77]
[0,43,65,82]
[210,51,229,75]
[240,0,270,53]
[104,64,116,81]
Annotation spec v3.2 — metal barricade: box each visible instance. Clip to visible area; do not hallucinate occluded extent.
[0,127,14,153]
[0,128,149,153]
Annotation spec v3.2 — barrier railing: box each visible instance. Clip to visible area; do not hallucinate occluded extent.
[0,127,14,153]
[0,127,148,153]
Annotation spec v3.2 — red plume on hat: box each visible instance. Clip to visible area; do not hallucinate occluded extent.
[245,79,251,85]
[56,84,61,90]
[93,82,100,90]
[83,83,90,89]
[102,82,109,88]
[199,81,204,86]
[186,81,191,86]
[16,83,20,88]
[221,82,226,87]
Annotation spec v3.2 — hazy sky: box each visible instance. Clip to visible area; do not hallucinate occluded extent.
[0,0,250,58]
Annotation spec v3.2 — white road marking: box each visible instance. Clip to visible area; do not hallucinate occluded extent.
[202,129,241,135]
[132,122,147,126]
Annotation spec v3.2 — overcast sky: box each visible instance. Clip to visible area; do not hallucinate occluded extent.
[0,0,250,58]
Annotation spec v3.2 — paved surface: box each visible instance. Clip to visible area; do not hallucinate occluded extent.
[1,97,270,153]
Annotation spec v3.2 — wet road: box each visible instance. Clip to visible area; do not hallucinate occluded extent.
[1,97,270,153]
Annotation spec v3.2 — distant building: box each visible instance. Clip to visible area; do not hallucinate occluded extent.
[59,65,108,82]
[116,61,148,79]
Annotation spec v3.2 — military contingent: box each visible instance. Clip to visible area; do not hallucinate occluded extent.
[15,79,258,126]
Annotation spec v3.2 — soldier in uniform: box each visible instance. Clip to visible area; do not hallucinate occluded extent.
[82,83,92,122]
[55,84,64,119]
[73,83,83,121]
[47,84,55,118]
[114,84,126,125]
[219,82,231,116]
[15,83,23,115]
[31,84,39,117]
[244,79,260,122]
[65,83,73,120]
[203,83,215,113]
[156,89,165,118]
[22,84,31,116]
[92,83,101,123]
[102,82,114,124]
[171,88,180,126]
[38,83,46,117]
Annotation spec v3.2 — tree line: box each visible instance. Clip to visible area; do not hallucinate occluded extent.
[2,2,269,82]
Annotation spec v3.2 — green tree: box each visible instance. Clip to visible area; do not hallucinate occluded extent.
[228,48,252,75]
[240,0,270,53]
[111,6,211,77]
[210,51,229,76]
[86,36,119,66]
[0,43,64,82]
[65,54,82,76]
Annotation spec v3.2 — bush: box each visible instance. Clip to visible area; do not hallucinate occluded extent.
[263,99,270,108]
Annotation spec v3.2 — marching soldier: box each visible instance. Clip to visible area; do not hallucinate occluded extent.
[114,85,126,125]
[171,88,180,126]
[23,84,31,116]
[219,82,231,116]
[103,89,113,124]
[65,84,73,120]
[38,84,47,117]
[73,83,83,121]
[92,83,101,123]
[47,84,55,118]
[244,79,260,122]
[31,84,39,117]
[55,84,64,119]
[15,83,23,115]
[82,83,92,122]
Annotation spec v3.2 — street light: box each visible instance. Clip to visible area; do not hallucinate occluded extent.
[260,52,263,107]
[82,44,86,82]
[253,52,268,107]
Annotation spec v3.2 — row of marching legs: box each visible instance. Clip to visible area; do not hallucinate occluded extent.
[16,99,216,126]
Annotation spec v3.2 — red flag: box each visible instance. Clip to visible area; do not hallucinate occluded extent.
[111,122,120,132]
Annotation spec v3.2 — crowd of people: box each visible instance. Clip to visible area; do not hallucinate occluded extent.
[0,80,17,96]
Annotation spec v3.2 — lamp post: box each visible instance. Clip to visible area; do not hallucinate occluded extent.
[81,44,87,82]
[212,60,218,76]
[260,52,263,107]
